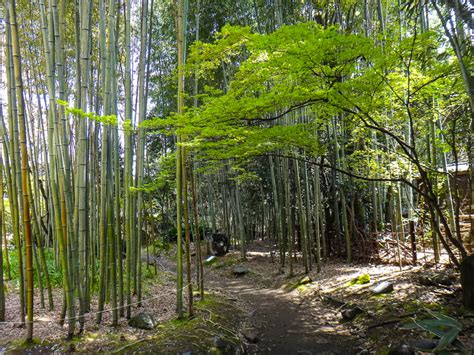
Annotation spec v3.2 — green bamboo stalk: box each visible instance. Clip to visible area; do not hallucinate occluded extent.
[283,157,294,276]
[333,117,351,263]
[190,0,204,300]
[278,160,287,267]
[395,183,403,270]
[312,161,322,271]
[4,5,25,324]
[0,139,5,321]
[135,0,149,306]
[123,0,133,320]
[304,160,314,270]
[40,0,76,334]
[294,158,309,273]
[23,50,54,312]
[269,156,283,266]
[107,8,124,315]
[176,138,184,318]
[176,0,187,319]
[235,182,246,260]
[109,1,119,325]
[96,0,108,324]
[190,164,204,299]
[429,120,440,263]
[24,141,53,311]
[182,156,193,317]
[76,0,92,331]
[87,122,98,313]
[0,110,12,282]
[97,0,116,324]
[33,244,45,309]
[7,0,35,340]
[108,132,118,326]
[52,0,76,301]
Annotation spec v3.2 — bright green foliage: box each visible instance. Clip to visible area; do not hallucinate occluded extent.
[57,100,118,126]
[123,119,134,133]
[3,249,62,288]
[146,23,464,180]
[347,273,371,286]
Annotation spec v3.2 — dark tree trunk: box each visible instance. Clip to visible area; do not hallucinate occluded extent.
[461,255,474,309]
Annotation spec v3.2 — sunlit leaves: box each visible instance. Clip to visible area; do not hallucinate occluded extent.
[57,100,118,126]
[166,22,464,179]
[187,25,252,79]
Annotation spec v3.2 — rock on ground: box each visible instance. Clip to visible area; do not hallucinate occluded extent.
[233,265,249,276]
[341,306,364,321]
[128,312,158,330]
[241,328,259,343]
[372,281,394,294]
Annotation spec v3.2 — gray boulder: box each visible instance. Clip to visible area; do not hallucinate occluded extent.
[407,339,437,351]
[233,265,249,276]
[128,312,157,330]
[205,255,217,265]
[341,306,364,321]
[241,328,259,343]
[388,344,415,355]
[372,281,394,294]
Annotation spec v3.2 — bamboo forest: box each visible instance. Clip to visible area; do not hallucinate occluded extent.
[0,0,472,353]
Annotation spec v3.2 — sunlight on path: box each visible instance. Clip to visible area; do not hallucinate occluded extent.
[208,274,357,354]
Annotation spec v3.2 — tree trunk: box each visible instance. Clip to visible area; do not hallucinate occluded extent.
[461,255,474,309]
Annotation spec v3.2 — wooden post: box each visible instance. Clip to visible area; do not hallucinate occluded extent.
[409,220,417,265]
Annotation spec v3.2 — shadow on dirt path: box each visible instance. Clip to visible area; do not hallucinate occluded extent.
[208,274,357,354]
[145,250,358,354]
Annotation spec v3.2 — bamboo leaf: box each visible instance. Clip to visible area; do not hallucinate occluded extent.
[424,309,463,330]
[434,327,460,352]
[413,319,448,338]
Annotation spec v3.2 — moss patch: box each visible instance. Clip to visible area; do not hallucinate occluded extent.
[347,274,371,286]
[121,293,244,354]
[284,276,314,292]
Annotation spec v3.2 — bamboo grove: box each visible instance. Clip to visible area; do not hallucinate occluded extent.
[0,0,473,343]
[0,0,157,341]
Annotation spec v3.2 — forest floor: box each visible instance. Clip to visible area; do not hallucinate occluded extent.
[205,241,474,354]
[1,241,474,354]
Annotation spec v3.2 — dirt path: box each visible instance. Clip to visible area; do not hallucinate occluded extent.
[208,276,357,354]
[145,249,358,354]
[149,245,467,354]
[199,250,358,354]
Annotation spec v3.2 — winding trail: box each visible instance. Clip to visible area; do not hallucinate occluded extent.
[207,266,358,354]
[147,251,359,354]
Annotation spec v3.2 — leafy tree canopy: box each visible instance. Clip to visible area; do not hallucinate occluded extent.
[146,22,465,179]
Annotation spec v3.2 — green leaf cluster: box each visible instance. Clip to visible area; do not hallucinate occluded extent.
[162,22,465,180]
[57,99,118,126]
